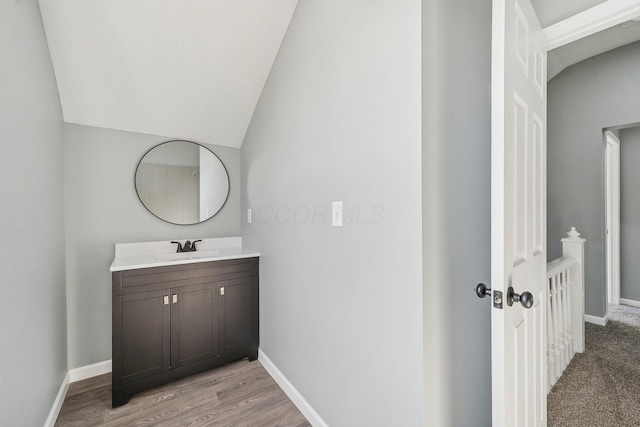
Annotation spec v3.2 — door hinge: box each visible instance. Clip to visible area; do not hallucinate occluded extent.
[220,286,225,296]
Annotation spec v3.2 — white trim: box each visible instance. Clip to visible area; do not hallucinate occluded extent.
[605,131,621,306]
[68,360,112,383]
[619,298,640,308]
[45,360,112,426]
[544,0,640,50]
[258,349,328,427]
[43,372,70,427]
[584,313,609,326]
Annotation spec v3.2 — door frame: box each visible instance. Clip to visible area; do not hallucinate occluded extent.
[605,130,621,306]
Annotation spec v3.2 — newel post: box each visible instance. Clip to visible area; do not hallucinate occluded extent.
[561,227,586,353]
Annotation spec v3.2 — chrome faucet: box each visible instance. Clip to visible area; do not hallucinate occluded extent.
[171,240,202,253]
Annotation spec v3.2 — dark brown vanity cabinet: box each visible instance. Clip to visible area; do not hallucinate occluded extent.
[112,257,258,407]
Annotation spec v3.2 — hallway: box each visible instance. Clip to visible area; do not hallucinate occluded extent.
[547,305,640,426]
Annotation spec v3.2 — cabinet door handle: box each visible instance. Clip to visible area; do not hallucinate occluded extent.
[163,296,169,305]
[172,294,178,304]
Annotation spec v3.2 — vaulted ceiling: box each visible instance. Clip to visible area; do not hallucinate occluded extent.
[532,0,640,80]
[37,0,640,145]
[38,0,298,148]
[548,18,640,80]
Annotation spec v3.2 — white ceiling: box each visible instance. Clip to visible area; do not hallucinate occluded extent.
[548,19,640,79]
[37,0,640,142]
[38,0,298,148]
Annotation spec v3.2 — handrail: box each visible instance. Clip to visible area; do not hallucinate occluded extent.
[546,257,578,279]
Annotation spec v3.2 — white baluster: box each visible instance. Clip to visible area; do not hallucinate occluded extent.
[562,271,571,371]
[566,269,573,358]
[546,227,587,394]
[552,274,562,381]
[547,276,555,390]
[559,274,567,373]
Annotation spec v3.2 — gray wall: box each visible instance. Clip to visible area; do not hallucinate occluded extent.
[548,41,640,318]
[0,1,67,425]
[423,0,492,426]
[241,1,423,425]
[64,124,241,369]
[619,126,640,301]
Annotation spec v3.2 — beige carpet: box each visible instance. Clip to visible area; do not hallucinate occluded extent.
[547,304,640,426]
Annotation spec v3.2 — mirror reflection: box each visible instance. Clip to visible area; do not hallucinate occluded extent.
[135,140,229,225]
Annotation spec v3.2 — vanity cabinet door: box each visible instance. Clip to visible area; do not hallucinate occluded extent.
[170,282,218,368]
[218,276,258,361]
[112,257,259,407]
[114,289,171,384]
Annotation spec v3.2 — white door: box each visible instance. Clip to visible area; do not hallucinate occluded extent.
[605,130,620,305]
[491,0,547,425]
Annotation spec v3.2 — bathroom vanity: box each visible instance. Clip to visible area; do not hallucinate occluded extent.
[110,237,259,407]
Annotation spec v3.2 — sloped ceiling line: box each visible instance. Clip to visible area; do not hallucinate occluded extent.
[39,0,298,148]
[544,0,640,50]
[543,0,640,80]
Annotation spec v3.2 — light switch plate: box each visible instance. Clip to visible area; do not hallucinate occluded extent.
[332,201,343,227]
[247,208,252,224]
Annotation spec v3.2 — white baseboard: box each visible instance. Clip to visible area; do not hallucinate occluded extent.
[258,349,328,427]
[44,372,70,427]
[584,313,608,326]
[69,360,112,383]
[619,298,640,308]
[45,360,112,427]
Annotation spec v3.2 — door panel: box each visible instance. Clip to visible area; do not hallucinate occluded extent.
[119,289,170,383]
[492,0,547,425]
[218,277,256,358]
[171,282,217,368]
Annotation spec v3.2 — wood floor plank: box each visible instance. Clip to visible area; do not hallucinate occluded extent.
[55,359,310,427]
[104,391,219,426]
[103,374,221,425]
[66,373,111,398]
[55,385,109,427]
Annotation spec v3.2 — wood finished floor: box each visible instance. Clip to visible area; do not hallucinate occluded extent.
[55,359,311,427]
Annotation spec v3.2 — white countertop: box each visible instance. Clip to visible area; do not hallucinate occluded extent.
[110,237,260,272]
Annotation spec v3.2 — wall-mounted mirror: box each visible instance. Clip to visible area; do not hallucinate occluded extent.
[135,140,229,225]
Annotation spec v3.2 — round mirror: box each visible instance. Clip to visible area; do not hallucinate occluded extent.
[135,140,229,225]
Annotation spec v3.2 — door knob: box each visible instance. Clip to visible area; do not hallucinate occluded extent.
[506,286,533,308]
[475,283,503,309]
[475,283,491,298]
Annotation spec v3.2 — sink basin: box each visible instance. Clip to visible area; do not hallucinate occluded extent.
[154,250,221,262]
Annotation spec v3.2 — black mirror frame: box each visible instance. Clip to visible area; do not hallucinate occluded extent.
[134,140,230,225]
